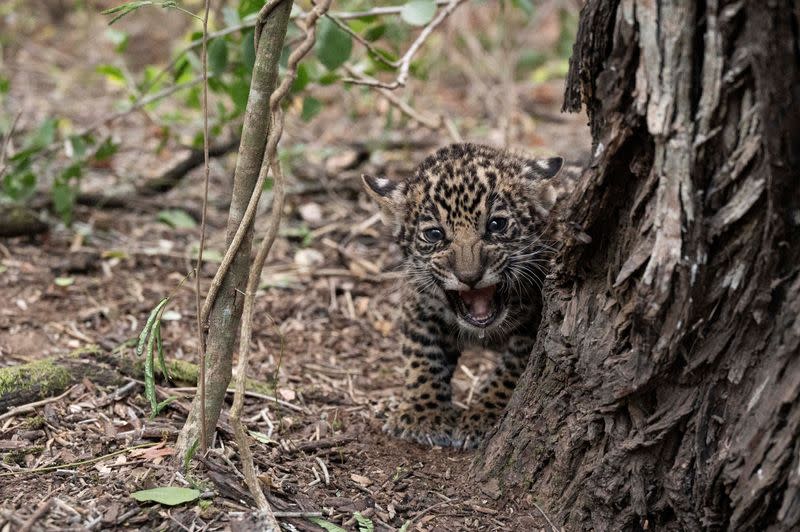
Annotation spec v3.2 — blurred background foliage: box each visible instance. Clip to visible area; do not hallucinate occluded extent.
[0,0,578,225]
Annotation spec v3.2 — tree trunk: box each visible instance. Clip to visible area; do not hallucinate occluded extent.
[175,0,292,456]
[473,1,800,530]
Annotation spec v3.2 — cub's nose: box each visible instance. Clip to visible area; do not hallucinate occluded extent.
[455,269,483,288]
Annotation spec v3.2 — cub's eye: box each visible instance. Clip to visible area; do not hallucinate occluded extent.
[487,217,508,233]
[422,227,445,243]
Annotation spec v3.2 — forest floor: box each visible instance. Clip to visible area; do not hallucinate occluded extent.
[0,3,590,531]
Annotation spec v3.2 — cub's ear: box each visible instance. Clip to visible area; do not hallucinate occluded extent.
[520,157,564,217]
[531,180,560,218]
[523,156,564,180]
[362,174,403,224]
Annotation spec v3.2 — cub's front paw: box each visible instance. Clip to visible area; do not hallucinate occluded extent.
[383,404,460,447]
[452,408,497,449]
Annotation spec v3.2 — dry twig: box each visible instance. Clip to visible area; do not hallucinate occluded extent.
[532,500,559,532]
[335,0,451,20]
[195,0,213,455]
[343,65,461,143]
[341,0,468,89]
[0,111,22,179]
[18,498,51,532]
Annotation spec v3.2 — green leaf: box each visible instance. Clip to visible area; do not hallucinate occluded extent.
[300,96,322,122]
[26,118,58,151]
[9,118,58,165]
[173,55,191,82]
[2,170,37,201]
[354,512,374,532]
[155,321,169,382]
[97,64,127,85]
[317,71,341,86]
[157,209,197,229]
[183,439,199,472]
[208,38,228,76]
[368,48,399,72]
[363,24,386,42]
[291,62,311,93]
[144,322,158,413]
[315,17,352,71]
[308,518,348,532]
[237,0,262,17]
[53,166,81,224]
[52,178,78,225]
[136,298,170,358]
[397,521,412,532]
[131,487,201,506]
[185,85,202,109]
[383,18,412,49]
[241,30,256,72]
[60,162,82,183]
[227,78,251,112]
[93,137,119,162]
[153,396,176,417]
[54,277,75,287]
[401,0,436,26]
[102,1,155,25]
[66,135,89,159]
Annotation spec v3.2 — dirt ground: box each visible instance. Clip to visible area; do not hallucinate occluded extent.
[0,3,590,530]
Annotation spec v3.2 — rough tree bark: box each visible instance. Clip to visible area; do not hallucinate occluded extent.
[474,0,800,530]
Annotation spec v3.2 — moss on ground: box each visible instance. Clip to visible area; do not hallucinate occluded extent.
[0,345,273,406]
[0,359,71,400]
[2,445,44,465]
[157,358,274,394]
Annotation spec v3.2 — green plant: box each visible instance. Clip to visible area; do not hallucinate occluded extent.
[1,1,554,227]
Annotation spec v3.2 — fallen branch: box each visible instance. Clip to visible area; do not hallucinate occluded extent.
[288,435,356,454]
[0,347,274,416]
[139,137,239,196]
[0,385,81,423]
[0,205,49,238]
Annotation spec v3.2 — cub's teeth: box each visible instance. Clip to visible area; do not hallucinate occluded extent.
[478,329,485,339]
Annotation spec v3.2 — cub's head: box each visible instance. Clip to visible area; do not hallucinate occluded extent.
[362,143,563,333]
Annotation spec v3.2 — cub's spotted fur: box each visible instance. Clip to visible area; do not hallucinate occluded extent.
[363,143,565,449]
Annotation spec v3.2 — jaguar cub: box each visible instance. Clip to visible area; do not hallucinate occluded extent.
[363,143,564,449]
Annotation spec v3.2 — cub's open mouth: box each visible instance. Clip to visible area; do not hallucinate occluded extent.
[445,284,502,328]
